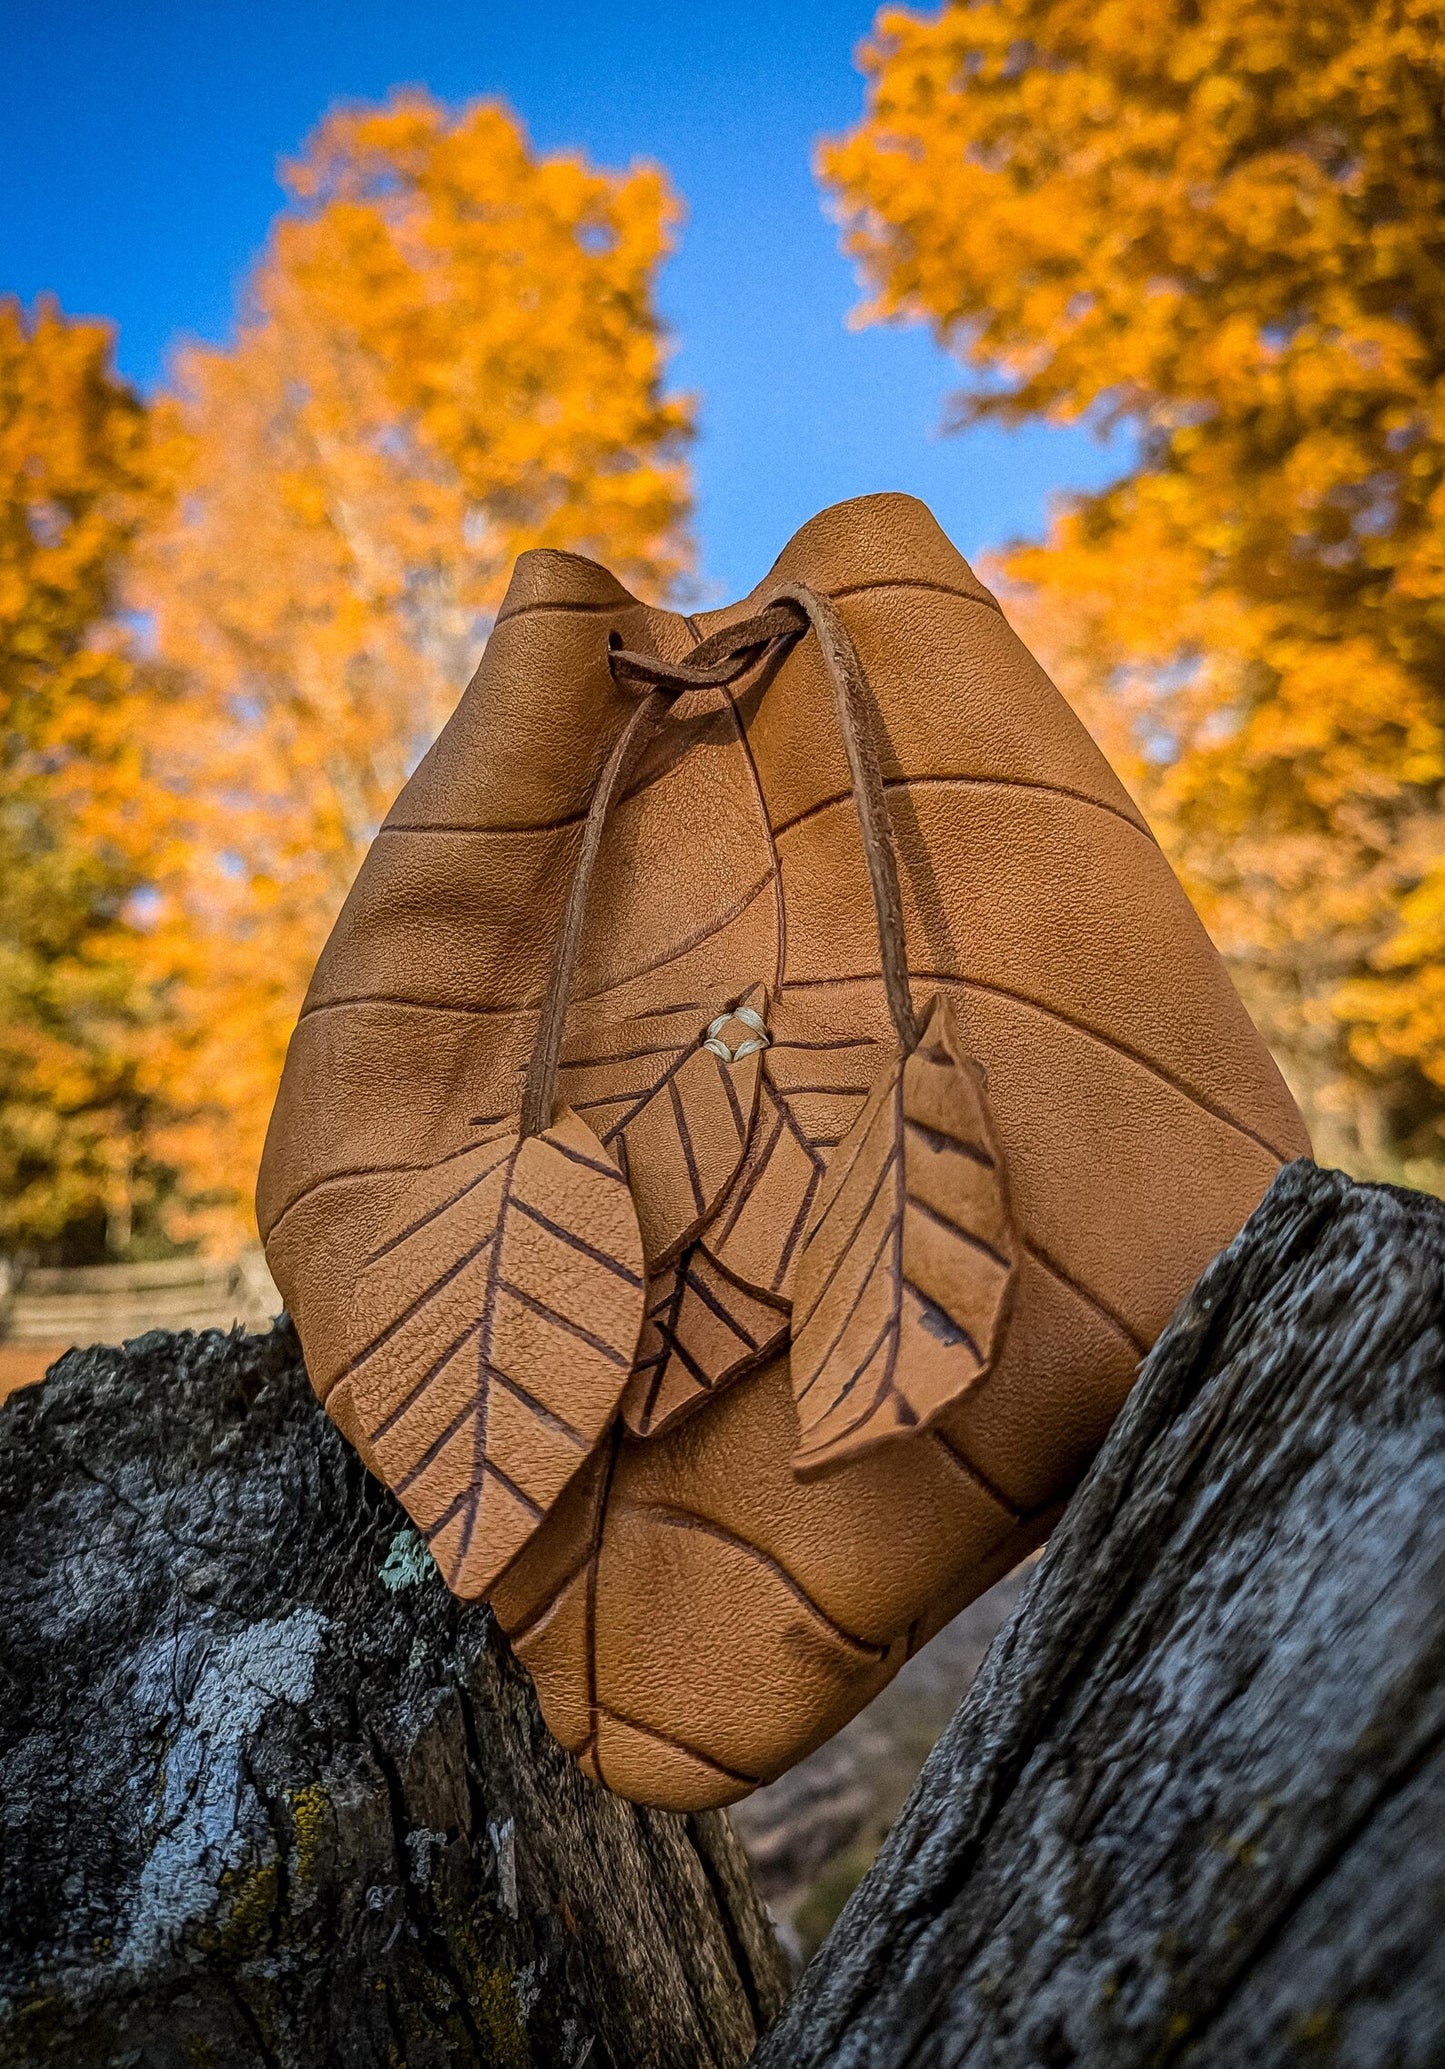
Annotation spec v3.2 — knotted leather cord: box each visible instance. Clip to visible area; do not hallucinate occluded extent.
[519,584,920,1139]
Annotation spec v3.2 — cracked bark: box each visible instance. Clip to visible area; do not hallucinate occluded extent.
[0,1319,788,2068]
[753,1161,1445,2069]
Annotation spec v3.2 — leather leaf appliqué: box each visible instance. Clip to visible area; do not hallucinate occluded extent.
[789,994,1017,1474]
[618,1244,788,1439]
[703,1071,827,1305]
[610,987,766,1273]
[330,1105,645,1598]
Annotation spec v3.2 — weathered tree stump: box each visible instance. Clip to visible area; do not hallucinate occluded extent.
[0,1319,788,2067]
[754,1159,1445,2068]
[6,1162,1440,2066]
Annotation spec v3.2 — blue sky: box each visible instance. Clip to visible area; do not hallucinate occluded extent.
[1,0,1125,599]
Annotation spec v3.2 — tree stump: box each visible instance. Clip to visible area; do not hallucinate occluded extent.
[754,1159,1445,2068]
[0,1318,788,2067]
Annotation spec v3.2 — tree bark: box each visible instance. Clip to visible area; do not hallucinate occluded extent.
[753,1160,1445,2069]
[0,1318,788,2068]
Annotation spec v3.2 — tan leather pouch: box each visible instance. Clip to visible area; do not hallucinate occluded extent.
[259,494,1309,1809]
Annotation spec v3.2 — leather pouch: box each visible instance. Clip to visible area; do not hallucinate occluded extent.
[258,494,1310,1809]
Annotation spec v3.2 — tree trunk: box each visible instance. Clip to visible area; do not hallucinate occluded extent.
[754,1160,1445,2069]
[0,1318,788,2068]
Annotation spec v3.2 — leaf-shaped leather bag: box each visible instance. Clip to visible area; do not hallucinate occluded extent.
[258,494,1310,1811]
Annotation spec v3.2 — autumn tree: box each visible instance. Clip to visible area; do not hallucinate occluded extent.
[0,297,175,1260]
[822,0,1445,1181]
[137,92,693,1244]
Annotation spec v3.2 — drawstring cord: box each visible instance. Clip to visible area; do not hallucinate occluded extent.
[519,584,918,1140]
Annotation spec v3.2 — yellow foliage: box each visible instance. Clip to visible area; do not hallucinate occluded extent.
[824,0,1445,1176]
[135,93,693,1243]
[0,297,175,1256]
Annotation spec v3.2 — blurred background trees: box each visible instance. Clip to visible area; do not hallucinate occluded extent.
[0,95,691,1259]
[0,299,174,1260]
[823,0,1445,1184]
[132,92,691,1248]
[4,0,1445,1260]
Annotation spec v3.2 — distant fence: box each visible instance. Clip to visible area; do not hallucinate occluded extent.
[0,1252,282,1399]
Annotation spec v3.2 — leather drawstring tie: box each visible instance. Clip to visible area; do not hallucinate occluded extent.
[519,583,919,1139]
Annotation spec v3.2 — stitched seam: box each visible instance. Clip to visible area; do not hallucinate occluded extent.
[494,596,637,626]
[1024,1237,1148,1355]
[262,1132,509,1244]
[783,969,1296,1164]
[828,574,1005,618]
[637,1502,888,1658]
[928,1426,1024,1520]
[594,1704,762,1785]
[296,877,772,1029]
[772,773,1154,846]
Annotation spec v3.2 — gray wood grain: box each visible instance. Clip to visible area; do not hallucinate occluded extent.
[751,1160,1445,2069]
[0,1319,788,2068]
